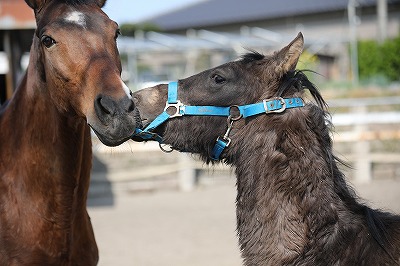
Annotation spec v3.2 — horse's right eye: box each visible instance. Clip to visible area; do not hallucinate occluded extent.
[115,29,121,40]
[41,35,56,48]
[211,74,226,84]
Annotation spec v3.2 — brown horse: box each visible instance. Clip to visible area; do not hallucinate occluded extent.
[132,33,400,265]
[0,0,137,265]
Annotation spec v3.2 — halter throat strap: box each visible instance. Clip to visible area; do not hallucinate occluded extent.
[133,81,304,159]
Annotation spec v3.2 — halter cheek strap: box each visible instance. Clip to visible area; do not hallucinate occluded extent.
[133,81,304,160]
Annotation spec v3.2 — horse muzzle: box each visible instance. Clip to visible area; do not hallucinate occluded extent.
[90,94,139,146]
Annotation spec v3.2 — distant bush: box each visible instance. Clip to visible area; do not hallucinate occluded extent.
[119,23,160,37]
[358,36,400,82]
[381,36,400,81]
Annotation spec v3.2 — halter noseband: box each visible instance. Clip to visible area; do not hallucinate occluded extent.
[133,81,304,160]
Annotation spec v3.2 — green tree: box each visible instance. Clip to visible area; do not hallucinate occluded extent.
[381,36,400,81]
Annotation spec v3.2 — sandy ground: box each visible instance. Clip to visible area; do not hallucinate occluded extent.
[88,181,241,266]
[88,172,400,266]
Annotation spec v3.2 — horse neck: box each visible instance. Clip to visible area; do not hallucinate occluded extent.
[231,106,361,264]
[0,67,92,218]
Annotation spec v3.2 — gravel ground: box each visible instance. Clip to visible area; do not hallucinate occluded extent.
[88,175,400,266]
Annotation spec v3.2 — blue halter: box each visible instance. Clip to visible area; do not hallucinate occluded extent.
[133,81,304,160]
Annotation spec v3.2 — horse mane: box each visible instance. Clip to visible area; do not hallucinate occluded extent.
[240,50,265,64]
[278,70,327,110]
[277,68,400,261]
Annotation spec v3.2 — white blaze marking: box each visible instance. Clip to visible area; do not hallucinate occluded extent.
[121,80,132,99]
[64,11,86,27]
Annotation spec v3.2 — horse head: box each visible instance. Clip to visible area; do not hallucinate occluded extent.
[132,33,316,160]
[25,0,137,146]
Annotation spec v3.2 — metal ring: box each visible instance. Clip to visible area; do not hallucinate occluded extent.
[228,105,243,121]
[159,143,174,153]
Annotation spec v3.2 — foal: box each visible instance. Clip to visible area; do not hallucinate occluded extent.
[0,0,137,265]
[132,33,400,265]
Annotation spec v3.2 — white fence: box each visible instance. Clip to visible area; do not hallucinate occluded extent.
[329,96,400,184]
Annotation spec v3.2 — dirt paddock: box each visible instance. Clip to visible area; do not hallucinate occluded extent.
[88,149,400,266]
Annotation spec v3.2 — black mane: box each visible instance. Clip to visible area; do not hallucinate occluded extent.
[240,51,265,64]
[278,70,327,110]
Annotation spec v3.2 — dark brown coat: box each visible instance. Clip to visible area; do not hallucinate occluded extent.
[0,0,137,265]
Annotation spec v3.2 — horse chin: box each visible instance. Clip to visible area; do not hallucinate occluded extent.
[89,101,140,146]
[90,125,133,147]
[89,114,138,147]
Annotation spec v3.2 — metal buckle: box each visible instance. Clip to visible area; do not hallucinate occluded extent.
[263,97,286,113]
[164,100,185,118]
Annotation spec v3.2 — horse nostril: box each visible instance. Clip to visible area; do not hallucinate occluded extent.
[96,95,116,116]
[119,96,135,113]
[95,95,135,121]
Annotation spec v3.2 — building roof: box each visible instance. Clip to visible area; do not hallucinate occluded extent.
[144,0,382,31]
[0,0,35,30]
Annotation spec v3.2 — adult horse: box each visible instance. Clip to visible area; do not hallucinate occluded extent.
[0,0,137,265]
[132,33,400,265]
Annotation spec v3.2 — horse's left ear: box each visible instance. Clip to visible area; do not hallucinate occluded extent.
[95,0,107,8]
[275,32,304,74]
[24,0,46,10]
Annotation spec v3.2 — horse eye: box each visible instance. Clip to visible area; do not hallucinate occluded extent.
[115,29,121,40]
[211,74,226,84]
[41,35,56,48]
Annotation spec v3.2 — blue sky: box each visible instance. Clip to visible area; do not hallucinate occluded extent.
[103,0,203,24]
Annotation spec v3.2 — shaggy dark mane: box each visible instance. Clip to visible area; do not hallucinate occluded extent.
[278,70,327,110]
[276,69,400,262]
[240,50,265,64]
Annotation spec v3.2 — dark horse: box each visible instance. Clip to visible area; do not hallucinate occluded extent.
[132,33,400,265]
[0,0,137,265]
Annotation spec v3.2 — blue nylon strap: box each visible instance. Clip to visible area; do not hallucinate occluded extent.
[143,111,171,132]
[168,81,178,104]
[241,98,304,118]
[134,128,163,142]
[211,139,229,161]
[180,98,303,117]
[131,82,178,143]
[133,111,171,142]
[182,106,230,116]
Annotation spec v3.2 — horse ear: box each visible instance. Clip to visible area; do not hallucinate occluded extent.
[275,32,304,74]
[95,0,107,8]
[24,0,46,10]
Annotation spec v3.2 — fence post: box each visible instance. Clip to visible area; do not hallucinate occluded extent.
[353,106,372,183]
[178,153,197,191]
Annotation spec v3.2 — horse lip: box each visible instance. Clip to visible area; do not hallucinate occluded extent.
[89,124,135,147]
